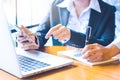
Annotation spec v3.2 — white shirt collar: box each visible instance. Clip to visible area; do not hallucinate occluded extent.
[57,0,101,13]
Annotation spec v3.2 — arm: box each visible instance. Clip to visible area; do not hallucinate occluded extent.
[36,16,51,48]
[36,0,65,48]
[45,11,116,48]
[17,10,51,50]
[88,8,116,46]
[37,0,66,47]
[82,34,120,62]
[45,0,116,48]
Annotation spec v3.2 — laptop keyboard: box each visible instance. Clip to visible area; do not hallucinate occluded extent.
[17,55,50,72]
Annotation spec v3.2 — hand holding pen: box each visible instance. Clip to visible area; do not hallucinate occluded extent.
[81,26,92,59]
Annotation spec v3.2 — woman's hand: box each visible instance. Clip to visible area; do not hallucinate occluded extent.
[81,43,118,62]
[17,25,39,50]
[45,24,71,42]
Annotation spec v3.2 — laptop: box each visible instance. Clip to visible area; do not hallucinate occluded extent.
[0,4,73,78]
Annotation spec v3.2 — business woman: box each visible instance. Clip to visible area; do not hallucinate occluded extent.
[17,0,116,50]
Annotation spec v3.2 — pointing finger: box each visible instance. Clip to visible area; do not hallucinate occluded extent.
[45,24,62,39]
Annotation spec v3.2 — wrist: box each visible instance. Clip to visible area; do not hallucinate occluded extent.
[67,28,71,41]
[106,44,120,56]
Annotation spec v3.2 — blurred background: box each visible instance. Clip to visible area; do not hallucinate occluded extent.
[2,0,54,46]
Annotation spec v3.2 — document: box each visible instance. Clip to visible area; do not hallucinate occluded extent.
[57,50,119,66]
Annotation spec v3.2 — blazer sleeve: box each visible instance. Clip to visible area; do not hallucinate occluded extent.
[89,9,116,46]
[35,0,64,49]
[36,16,50,48]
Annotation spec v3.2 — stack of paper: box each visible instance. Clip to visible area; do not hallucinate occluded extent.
[57,50,119,66]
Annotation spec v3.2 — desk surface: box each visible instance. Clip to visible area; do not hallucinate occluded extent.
[0,46,120,80]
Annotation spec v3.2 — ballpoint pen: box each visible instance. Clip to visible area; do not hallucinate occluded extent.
[85,26,92,45]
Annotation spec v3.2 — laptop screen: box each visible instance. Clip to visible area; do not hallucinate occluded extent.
[0,2,23,78]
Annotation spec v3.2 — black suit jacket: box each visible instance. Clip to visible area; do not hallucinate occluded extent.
[36,0,116,48]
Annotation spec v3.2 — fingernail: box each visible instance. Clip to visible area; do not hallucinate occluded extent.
[45,36,49,39]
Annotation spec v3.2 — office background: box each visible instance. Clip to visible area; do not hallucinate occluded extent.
[2,0,54,46]
[2,0,120,46]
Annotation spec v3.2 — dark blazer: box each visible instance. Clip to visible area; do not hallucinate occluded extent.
[36,0,116,48]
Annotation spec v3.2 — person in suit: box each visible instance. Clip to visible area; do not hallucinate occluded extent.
[80,0,120,62]
[17,0,116,50]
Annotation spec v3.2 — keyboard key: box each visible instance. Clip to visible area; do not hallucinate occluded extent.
[17,55,50,72]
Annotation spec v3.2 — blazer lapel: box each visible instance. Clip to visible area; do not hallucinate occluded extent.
[58,8,70,26]
[58,7,102,35]
[88,9,102,35]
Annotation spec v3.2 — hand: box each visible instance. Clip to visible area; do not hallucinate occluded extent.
[45,24,71,42]
[81,43,118,62]
[17,25,39,50]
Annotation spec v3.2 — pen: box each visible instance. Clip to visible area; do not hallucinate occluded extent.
[85,26,92,45]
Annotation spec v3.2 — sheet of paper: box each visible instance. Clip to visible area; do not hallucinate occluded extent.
[57,50,119,66]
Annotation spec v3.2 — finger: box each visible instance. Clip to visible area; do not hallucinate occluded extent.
[53,28,65,39]
[21,25,31,34]
[57,31,69,41]
[21,40,32,45]
[81,43,99,54]
[17,35,26,40]
[20,25,35,41]
[17,36,33,43]
[53,26,66,36]
[87,52,103,62]
[17,36,28,43]
[22,42,31,46]
[21,42,38,50]
[81,45,93,55]
[45,24,62,39]
[90,56,103,62]
[58,36,65,42]
[54,27,70,41]
[22,45,38,50]
[16,32,26,38]
[82,49,96,59]
[18,31,24,36]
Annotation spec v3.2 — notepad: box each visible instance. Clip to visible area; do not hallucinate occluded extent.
[57,50,119,66]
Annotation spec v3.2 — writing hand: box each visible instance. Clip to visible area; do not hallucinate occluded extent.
[81,43,120,62]
[81,43,109,62]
